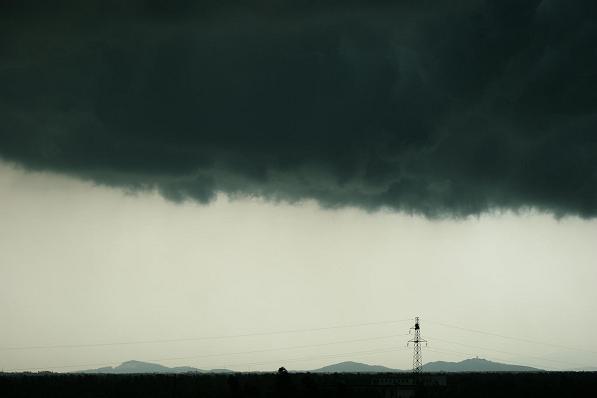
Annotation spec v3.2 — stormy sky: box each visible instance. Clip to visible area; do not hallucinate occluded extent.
[1,0,596,216]
[1,0,597,372]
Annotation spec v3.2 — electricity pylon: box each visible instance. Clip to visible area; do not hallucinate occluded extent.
[407,317,427,373]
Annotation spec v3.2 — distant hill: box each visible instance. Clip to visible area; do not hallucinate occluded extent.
[312,361,400,373]
[423,358,541,372]
[569,366,597,372]
[76,358,542,374]
[310,358,541,373]
[78,360,234,374]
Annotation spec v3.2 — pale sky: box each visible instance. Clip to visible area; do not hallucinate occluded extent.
[1,161,596,372]
[2,0,597,376]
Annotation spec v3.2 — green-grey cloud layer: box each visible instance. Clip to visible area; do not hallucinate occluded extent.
[1,0,596,216]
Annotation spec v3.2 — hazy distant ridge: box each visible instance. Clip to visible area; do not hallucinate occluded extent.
[312,361,399,373]
[78,360,234,374]
[422,358,539,372]
[312,358,541,373]
[77,358,542,374]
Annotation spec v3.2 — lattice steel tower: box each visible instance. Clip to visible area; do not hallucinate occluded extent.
[407,317,427,373]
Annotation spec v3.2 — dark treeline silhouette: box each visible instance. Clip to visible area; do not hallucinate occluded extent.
[1,372,597,397]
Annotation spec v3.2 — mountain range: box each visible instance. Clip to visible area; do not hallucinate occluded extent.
[77,358,541,374]
[78,360,234,374]
[312,358,540,373]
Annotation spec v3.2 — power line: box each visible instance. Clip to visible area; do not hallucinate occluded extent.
[427,319,597,356]
[425,346,559,371]
[153,333,411,363]
[8,317,592,373]
[1,318,412,352]
[221,345,411,370]
[6,333,410,372]
[426,335,593,369]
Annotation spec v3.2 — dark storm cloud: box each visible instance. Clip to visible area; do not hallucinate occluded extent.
[1,0,596,217]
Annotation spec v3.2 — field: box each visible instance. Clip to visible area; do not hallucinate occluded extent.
[1,372,596,397]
